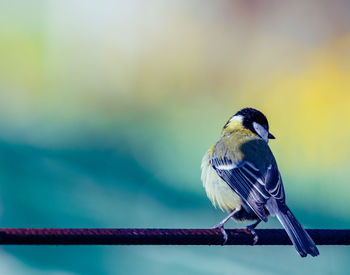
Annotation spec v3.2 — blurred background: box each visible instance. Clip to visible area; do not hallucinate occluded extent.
[0,0,350,274]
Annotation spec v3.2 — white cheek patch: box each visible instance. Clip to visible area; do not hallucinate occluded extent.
[229,115,243,123]
[253,122,268,142]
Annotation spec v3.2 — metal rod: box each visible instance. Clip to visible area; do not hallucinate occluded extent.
[0,228,348,245]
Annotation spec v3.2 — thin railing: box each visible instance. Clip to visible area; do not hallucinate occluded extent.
[0,228,348,245]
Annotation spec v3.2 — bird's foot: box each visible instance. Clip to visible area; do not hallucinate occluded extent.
[245,225,259,245]
[212,223,228,245]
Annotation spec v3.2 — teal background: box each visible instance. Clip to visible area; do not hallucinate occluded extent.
[1,1,350,274]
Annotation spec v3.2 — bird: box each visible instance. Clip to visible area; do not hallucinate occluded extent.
[201,107,319,257]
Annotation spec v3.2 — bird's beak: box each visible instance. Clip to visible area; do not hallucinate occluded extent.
[268,132,275,139]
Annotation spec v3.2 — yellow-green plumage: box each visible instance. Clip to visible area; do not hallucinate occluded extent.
[201,146,242,212]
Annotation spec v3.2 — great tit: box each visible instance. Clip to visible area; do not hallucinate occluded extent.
[201,107,319,257]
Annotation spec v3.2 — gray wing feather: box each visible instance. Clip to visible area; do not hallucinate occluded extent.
[264,164,285,202]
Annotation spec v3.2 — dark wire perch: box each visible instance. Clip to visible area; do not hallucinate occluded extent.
[0,228,348,245]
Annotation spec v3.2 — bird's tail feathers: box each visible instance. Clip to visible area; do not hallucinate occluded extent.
[275,204,319,257]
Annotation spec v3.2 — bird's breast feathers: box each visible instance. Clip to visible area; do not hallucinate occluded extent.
[201,146,242,212]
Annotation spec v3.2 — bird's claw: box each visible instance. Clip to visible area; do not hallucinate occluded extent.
[212,224,228,245]
[246,226,259,245]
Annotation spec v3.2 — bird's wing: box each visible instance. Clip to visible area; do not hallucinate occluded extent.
[211,156,270,221]
[211,141,285,221]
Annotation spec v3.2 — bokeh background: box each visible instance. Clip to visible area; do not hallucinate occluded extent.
[1,0,350,274]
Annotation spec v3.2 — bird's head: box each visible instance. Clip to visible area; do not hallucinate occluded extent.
[222,107,275,142]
